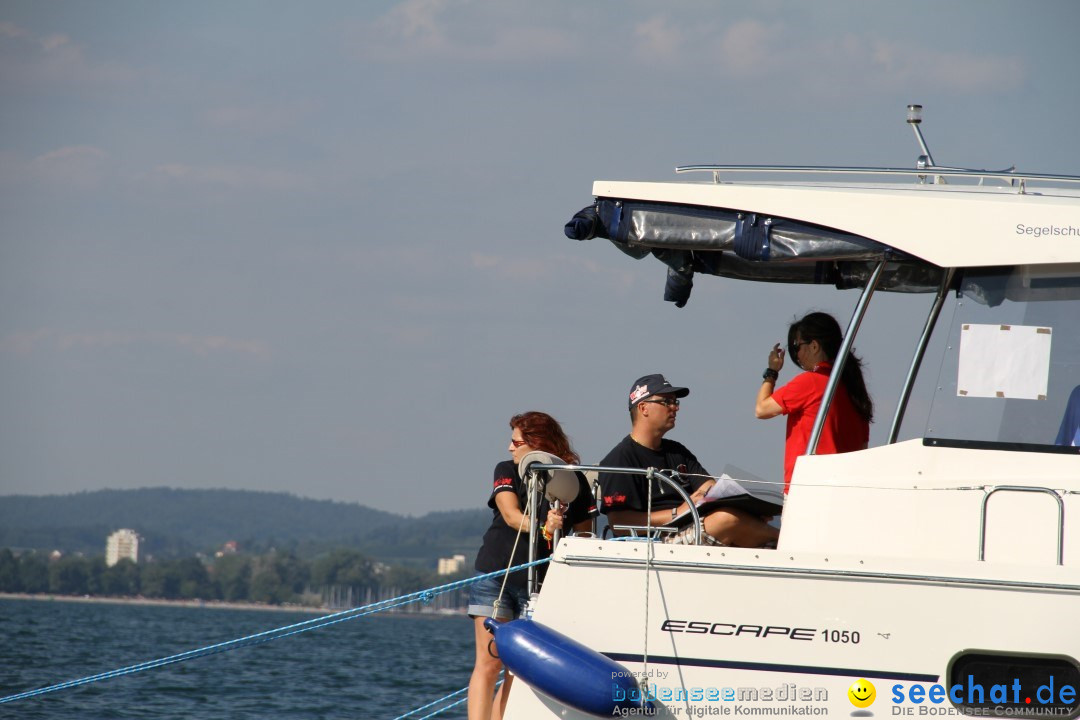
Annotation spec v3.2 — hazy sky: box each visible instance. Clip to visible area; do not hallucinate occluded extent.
[2,1,1079,515]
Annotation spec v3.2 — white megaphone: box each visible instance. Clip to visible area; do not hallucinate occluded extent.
[516,451,579,504]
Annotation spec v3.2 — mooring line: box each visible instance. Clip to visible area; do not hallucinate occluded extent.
[0,560,547,705]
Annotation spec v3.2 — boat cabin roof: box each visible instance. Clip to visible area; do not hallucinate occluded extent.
[586,174,1080,271]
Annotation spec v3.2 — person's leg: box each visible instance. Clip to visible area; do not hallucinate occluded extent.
[491,672,514,720]
[703,507,779,547]
[467,615,503,720]
[490,581,532,718]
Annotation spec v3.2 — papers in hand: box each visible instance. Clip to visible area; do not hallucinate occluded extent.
[671,473,784,526]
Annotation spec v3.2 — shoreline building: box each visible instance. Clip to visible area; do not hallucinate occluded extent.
[437,554,467,576]
[105,529,140,567]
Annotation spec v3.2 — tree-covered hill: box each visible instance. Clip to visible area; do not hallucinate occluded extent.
[0,488,489,566]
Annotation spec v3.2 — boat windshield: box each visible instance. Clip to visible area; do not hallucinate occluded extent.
[902,264,1080,449]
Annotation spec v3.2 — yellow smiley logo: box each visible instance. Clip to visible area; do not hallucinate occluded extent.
[848,679,876,708]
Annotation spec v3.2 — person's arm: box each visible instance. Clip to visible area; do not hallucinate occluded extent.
[494,491,532,532]
[689,481,715,505]
[756,382,784,419]
[684,451,715,500]
[600,459,689,531]
[542,505,593,536]
[756,342,786,419]
[607,504,691,529]
[544,505,565,535]
[1056,387,1080,446]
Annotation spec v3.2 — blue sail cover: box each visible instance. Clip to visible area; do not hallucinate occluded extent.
[565,199,944,307]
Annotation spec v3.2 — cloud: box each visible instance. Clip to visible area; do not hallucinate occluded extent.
[0,145,112,189]
[39,33,70,52]
[633,16,683,62]
[0,22,140,91]
[0,329,53,355]
[869,40,1024,93]
[469,251,638,291]
[199,103,316,135]
[151,163,313,192]
[470,253,500,270]
[618,13,1025,95]
[27,145,110,188]
[0,330,270,358]
[8,149,314,196]
[385,325,436,347]
[344,6,1022,95]
[53,330,137,351]
[340,244,459,281]
[164,334,270,358]
[349,0,578,63]
[0,21,29,38]
[716,19,784,77]
[729,23,1023,94]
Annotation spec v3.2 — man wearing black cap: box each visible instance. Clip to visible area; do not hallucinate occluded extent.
[597,374,779,547]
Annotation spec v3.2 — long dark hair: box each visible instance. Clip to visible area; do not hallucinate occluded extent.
[787,312,874,423]
[509,411,581,464]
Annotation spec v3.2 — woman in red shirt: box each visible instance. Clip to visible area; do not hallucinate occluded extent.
[755,312,874,491]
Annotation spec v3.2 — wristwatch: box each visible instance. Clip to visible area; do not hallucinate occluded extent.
[763,368,779,381]
[671,507,678,520]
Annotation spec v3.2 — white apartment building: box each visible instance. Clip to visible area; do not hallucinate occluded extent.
[436,554,467,576]
[105,529,140,567]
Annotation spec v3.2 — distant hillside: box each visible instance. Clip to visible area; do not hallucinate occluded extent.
[0,488,489,566]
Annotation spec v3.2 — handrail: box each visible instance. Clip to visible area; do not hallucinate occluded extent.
[674,164,1080,187]
[978,486,1065,566]
[530,463,702,545]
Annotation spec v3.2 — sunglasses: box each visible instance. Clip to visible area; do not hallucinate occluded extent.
[789,339,812,356]
[640,397,680,408]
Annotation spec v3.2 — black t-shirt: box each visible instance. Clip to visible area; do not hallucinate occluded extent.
[473,460,598,590]
[597,435,710,514]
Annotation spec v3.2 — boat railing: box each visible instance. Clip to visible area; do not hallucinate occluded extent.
[610,524,682,541]
[674,164,1080,193]
[526,463,702,546]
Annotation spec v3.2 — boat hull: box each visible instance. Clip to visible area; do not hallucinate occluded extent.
[504,537,1080,718]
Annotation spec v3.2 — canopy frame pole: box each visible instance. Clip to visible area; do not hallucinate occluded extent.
[527,469,541,597]
[888,267,956,444]
[807,260,886,455]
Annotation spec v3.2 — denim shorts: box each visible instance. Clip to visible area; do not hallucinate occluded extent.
[466,574,530,621]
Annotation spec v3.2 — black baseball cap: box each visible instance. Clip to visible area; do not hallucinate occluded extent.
[628,374,690,410]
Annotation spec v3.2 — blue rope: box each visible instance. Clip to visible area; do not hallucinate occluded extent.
[390,685,467,719]
[0,559,547,705]
[412,693,467,720]
[390,678,503,720]
[390,677,503,720]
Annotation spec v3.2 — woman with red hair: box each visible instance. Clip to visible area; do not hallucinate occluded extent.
[466,411,596,720]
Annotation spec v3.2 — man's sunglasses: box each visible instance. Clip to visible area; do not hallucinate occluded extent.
[640,397,680,408]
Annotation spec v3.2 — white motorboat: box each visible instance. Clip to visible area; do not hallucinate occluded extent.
[501,107,1080,719]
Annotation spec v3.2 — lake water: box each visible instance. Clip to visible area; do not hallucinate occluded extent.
[0,598,474,719]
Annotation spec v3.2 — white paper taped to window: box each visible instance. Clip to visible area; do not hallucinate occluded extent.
[957,324,1052,400]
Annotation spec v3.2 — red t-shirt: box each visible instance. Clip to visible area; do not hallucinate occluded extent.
[770,363,869,490]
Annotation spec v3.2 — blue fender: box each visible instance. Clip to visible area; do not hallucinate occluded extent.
[484,617,653,716]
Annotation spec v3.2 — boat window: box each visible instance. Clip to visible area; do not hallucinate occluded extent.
[906,265,1080,448]
[945,652,1080,716]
